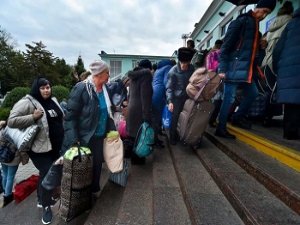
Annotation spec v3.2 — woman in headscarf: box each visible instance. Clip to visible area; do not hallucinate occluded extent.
[7,77,64,224]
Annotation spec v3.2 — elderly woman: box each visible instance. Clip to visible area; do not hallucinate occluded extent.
[60,60,114,198]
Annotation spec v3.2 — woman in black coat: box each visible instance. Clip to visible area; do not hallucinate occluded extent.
[273,7,300,140]
[126,60,153,164]
[60,60,115,197]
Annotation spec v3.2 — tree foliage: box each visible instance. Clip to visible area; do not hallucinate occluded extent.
[2,87,30,108]
[52,85,70,102]
[0,27,79,94]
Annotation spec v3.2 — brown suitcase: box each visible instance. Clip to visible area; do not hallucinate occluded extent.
[177,100,214,145]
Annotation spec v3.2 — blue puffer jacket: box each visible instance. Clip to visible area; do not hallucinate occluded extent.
[219,11,259,83]
[152,59,174,109]
[273,8,300,104]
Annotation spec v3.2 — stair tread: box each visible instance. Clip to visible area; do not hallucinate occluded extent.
[205,128,300,215]
[249,123,300,152]
[153,142,192,225]
[197,137,300,224]
[170,141,244,225]
[115,156,153,225]
[207,128,300,193]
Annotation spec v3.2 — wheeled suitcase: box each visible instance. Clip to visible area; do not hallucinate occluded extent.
[177,100,214,145]
[177,68,220,146]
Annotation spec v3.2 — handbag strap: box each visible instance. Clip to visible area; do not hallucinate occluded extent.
[27,97,37,110]
[133,123,144,149]
[77,144,82,162]
[194,74,210,101]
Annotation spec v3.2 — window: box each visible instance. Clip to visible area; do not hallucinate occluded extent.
[132,60,138,68]
[221,18,233,37]
[110,60,122,79]
[207,36,213,48]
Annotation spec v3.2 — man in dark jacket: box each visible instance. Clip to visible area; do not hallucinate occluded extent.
[273,7,300,140]
[215,0,276,139]
[166,47,195,145]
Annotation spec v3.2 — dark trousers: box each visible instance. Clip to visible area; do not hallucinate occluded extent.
[283,104,300,139]
[152,105,163,142]
[126,136,145,164]
[88,136,104,193]
[169,97,186,142]
[209,99,222,124]
[263,65,282,120]
[28,151,57,207]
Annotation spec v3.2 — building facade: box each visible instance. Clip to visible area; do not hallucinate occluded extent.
[190,0,300,51]
[99,51,175,81]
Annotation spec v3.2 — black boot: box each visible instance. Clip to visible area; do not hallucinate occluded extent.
[1,194,14,208]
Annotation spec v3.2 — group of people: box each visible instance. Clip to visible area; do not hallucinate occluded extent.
[0,56,175,224]
[191,0,299,141]
[218,0,299,140]
[1,0,300,224]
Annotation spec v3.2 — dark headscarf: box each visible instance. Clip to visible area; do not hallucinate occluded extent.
[29,77,52,104]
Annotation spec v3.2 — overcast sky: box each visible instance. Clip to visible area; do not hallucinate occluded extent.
[1,0,212,66]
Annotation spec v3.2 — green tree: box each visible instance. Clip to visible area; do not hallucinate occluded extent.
[23,41,60,85]
[74,55,86,77]
[0,27,27,94]
[54,58,73,89]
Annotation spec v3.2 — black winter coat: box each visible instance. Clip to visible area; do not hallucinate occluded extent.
[218,10,260,83]
[60,80,113,155]
[126,68,153,137]
[273,8,300,104]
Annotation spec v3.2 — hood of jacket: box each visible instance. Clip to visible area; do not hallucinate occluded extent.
[293,8,300,18]
[268,15,292,32]
[128,68,152,81]
[157,59,174,69]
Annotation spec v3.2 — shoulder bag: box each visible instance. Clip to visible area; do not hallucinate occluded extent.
[3,98,40,151]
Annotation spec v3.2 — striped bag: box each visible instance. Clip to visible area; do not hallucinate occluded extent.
[109,159,129,187]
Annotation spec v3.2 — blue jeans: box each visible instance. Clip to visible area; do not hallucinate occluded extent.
[1,164,19,196]
[217,82,258,130]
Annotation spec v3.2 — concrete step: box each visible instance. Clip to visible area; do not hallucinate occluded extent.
[169,140,244,225]
[196,137,300,225]
[85,139,192,225]
[205,128,300,215]
[114,156,153,225]
[85,156,154,225]
[152,141,191,225]
[226,124,300,172]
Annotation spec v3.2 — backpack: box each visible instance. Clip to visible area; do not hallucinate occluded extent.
[186,68,222,101]
[133,122,155,158]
